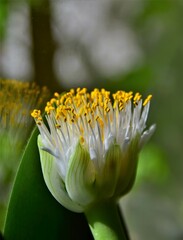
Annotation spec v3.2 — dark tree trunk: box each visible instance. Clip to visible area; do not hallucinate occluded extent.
[30,0,62,93]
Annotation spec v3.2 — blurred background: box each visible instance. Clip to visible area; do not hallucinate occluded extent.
[0,0,183,239]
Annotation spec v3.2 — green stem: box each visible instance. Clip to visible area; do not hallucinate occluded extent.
[85,201,127,240]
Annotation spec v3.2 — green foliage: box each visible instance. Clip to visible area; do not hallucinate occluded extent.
[3,127,93,240]
[0,133,21,231]
[137,143,170,185]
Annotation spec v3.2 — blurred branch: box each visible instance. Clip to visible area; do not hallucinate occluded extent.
[0,0,9,41]
[29,0,62,93]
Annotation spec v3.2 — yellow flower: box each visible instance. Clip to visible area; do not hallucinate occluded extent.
[32,88,155,212]
[0,79,49,133]
[0,79,50,155]
[0,79,50,229]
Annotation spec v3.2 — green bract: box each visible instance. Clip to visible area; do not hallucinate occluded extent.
[38,136,140,212]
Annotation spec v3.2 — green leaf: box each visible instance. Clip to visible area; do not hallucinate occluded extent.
[3,127,93,240]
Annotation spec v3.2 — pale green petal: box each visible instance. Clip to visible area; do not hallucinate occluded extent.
[38,135,83,212]
[96,143,122,199]
[115,137,139,197]
[65,142,96,207]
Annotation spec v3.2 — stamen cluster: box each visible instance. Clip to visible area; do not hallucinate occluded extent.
[32,88,152,147]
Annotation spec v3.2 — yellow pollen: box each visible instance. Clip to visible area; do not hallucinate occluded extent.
[133,92,142,105]
[31,88,152,139]
[0,79,49,130]
[143,95,152,106]
[70,88,75,94]
[31,109,42,119]
[54,92,60,98]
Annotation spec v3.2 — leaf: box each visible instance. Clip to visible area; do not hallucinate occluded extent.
[3,127,93,240]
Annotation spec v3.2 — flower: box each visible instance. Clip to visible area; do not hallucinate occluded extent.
[31,88,155,212]
[0,79,49,145]
[0,79,50,227]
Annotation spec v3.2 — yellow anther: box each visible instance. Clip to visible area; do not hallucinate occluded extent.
[133,92,142,105]
[31,87,152,137]
[54,92,60,98]
[60,96,65,104]
[31,109,41,118]
[128,95,133,100]
[143,95,152,106]
[50,98,57,104]
[37,117,42,121]
[76,88,81,93]
[78,88,87,95]
[65,97,72,105]
[70,88,75,94]
[100,102,104,107]
[113,100,117,109]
